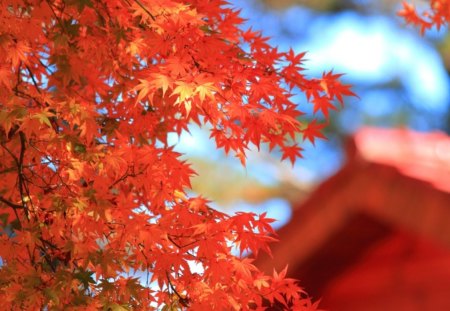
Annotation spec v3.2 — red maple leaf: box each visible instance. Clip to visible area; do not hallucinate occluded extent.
[302,119,327,146]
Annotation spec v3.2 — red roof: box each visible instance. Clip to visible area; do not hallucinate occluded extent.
[354,127,450,192]
[256,127,450,310]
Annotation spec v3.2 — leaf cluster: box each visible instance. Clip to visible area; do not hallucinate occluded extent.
[0,0,355,309]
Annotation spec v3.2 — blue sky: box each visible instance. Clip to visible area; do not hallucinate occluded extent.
[235,0,449,112]
[171,0,450,227]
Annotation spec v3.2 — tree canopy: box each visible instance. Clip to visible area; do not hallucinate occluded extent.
[0,0,438,310]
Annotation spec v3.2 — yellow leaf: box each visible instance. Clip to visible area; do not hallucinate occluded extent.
[134,74,171,102]
[195,82,217,102]
[134,79,151,102]
[31,111,53,128]
[151,73,171,95]
[173,81,194,102]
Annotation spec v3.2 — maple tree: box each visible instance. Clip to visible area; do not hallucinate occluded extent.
[0,0,355,310]
[399,0,450,34]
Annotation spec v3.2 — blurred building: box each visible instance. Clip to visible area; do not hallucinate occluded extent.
[256,127,450,310]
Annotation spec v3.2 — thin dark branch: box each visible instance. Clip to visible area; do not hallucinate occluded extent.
[0,195,23,232]
[36,57,55,74]
[0,196,23,210]
[1,142,20,167]
[132,0,156,21]
[167,235,199,254]
[14,61,22,91]
[166,271,190,307]
[45,0,66,31]
[0,166,18,175]
[14,86,60,133]
[17,132,30,220]
[108,167,131,189]
[29,142,75,195]
[0,140,25,227]
[108,164,148,189]
[25,65,42,94]
[38,245,57,272]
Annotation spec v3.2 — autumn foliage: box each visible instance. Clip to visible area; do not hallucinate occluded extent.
[0,0,357,309]
[399,0,450,34]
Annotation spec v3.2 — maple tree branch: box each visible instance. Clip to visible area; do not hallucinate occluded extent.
[38,247,57,272]
[0,166,17,175]
[9,132,37,222]
[137,243,151,269]
[45,0,67,32]
[166,271,190,307]
[0,196,23,210]
[13,61,22,92]
[17,132,31,220]
[25,65,41,94]
[167,234,198,251]
[1,143,20,169]
[109,167,132,189]
[0,140,28,226]
[130,0,156,21]
[166,235,197,259]
[187,52,215,75]
[38,237,61,272]
[14,69,60,133]
[23,167,52,189]
[35,57,54,75]
[109,164,148,189]
[13,90,45,111]
[28,141,76,195]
